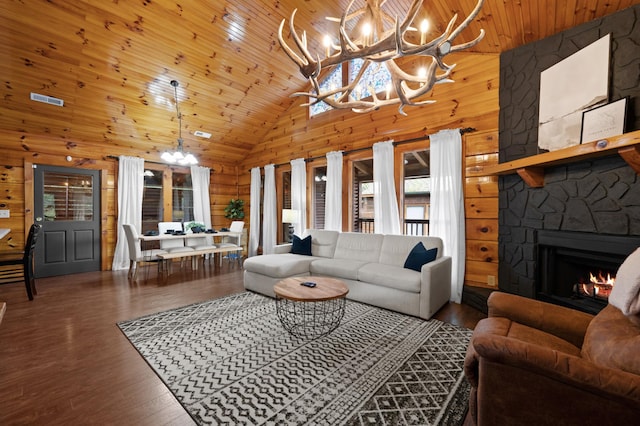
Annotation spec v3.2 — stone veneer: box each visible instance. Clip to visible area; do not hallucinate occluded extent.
[498,5,640,299]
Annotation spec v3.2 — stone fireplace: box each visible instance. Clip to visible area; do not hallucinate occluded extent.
[496,6,640,311]
[537,230,640,314]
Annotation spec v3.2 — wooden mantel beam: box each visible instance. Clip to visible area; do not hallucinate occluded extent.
[618,145,640,174]
[468,130,640,187]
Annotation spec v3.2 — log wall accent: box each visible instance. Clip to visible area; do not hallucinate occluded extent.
[464,130,499,289]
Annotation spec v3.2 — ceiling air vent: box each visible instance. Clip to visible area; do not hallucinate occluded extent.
[30,92,64,107]
[194,130,211,139]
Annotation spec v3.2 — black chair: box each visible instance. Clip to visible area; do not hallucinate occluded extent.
[0,223,42,300]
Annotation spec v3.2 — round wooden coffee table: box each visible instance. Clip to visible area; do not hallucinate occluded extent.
[274,276,349,338]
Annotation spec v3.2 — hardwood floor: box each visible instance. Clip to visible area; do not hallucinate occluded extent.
[0,263,485,425]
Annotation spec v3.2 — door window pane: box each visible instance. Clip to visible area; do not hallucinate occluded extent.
[43,172,93,221]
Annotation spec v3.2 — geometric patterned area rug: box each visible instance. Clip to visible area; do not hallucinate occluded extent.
[118,292,472,425]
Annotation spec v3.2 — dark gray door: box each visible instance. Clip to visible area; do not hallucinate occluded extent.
[34,165,101,277]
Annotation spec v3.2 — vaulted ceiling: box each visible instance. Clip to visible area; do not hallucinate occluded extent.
[1,0,638,165]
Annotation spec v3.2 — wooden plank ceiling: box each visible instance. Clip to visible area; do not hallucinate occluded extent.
[1,0,638,165]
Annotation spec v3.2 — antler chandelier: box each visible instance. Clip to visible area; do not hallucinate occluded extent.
[278,0,485,115]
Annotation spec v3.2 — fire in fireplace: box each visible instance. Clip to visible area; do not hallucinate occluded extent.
[537,230,640,314]
[575,270,615,301]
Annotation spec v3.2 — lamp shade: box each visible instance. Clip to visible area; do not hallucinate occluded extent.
[282,209,300,224]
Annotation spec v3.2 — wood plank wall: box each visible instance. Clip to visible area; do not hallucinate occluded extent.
[0,131,239,269]
[464,130,499,288]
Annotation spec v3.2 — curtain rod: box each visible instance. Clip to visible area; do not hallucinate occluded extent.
[255,126,476,170]
[106,155,214,172]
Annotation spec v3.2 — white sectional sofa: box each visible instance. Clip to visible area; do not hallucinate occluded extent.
[243,229,452,319]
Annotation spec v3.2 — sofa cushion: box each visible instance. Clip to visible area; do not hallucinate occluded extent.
[378,234,443,267]
[310,258,369,281]
[333,232,383,262]
[403,242,438,272]
[291,234,312,255]
[609,247,640,316]
[581,304,640,375]
[243,253,316,278]
[305,229,340,258]
[357,263,422,293]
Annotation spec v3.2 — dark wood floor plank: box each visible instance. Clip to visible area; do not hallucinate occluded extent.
[0,264,484,425]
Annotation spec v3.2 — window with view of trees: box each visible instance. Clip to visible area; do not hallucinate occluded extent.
[403,150,430,236]
[309,59,392,117]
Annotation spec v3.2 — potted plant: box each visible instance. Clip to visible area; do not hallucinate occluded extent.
[224,198,245,220]
[184,221,205,233]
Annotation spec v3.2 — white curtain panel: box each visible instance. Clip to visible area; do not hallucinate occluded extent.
[429,128,466,303]
[290,158,307,237]
[111,156,144,270]
[325,150,343,231]
[262,164,277,254]
[190,165,213,243]
[249,167,261,257]
[373,141,401,235]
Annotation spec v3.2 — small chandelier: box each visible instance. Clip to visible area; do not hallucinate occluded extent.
[161,80,198,165]
[278,0,485,115]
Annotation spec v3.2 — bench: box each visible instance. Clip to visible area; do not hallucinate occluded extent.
[157,246,243,273]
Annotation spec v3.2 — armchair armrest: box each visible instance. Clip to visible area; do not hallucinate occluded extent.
[487,292,593,347]
[469,334,640,417]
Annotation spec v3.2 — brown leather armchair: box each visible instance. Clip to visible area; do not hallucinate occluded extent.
[464,292,640,425]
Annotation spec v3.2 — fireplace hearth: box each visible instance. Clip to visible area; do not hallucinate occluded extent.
[537,230,640,314]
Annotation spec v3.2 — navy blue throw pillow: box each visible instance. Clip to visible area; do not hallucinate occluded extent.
[404,242,437,272]
[291,234,312,256]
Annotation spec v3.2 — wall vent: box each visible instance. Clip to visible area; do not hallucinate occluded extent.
[194,130,211,139]
[30,92,64,107]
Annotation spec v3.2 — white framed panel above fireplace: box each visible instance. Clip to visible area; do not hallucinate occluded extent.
[538,34,611,152]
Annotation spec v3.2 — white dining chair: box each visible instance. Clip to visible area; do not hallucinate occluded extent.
[157,222,195,254]
[123,224,166,280]
[217,221,244,265]
[184,223,216,264]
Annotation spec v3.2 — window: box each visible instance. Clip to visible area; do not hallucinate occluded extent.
[359,181,374,219]
[402,150,430,236]
[141,167,195,234]
[352,158,374,233]
[349,59,391,100]
[142,170,163,234]
[309,59,392,117]
[310,64,343,117]
[172,172,193,223]
[42,172,93,221]
[312,166,327,229]
[281,171,291,242]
